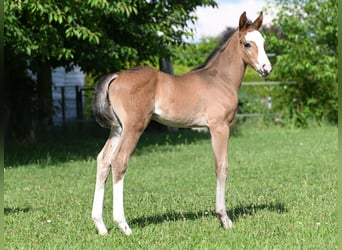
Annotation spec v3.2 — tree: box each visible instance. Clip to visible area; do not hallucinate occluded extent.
[264,0,337,125]
[172,27,237,74]
[4,0,217,141]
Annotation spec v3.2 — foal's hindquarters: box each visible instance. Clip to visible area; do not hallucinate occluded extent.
[91,124,147,235]
[91,125,131,235]
[91,72,156,235]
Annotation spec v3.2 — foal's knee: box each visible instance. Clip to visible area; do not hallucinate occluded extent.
[215,167,227,179]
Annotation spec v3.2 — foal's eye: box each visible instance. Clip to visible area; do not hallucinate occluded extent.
[243,42,251,49]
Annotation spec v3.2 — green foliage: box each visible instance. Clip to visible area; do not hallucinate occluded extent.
[5,125,337,248]
[171,0,337,126]
[264,0,338,126]
[172,37,218,74]
[4,0,217,140]
[5,0,217,73]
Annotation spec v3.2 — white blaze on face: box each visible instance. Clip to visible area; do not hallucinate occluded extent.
[245,30,272,77]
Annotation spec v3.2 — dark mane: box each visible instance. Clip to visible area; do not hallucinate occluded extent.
[192,20,253,71]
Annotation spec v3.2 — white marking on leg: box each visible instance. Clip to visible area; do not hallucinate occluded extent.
[113,177,132,235]
[210,125,233,229]
[92,149,111,235]
[91,129,122,236]
[216,178,233,229]
[92,186,108,235]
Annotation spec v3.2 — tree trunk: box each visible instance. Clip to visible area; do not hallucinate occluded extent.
[4,53,36,143]
[159,57,174,74]
[36,63,53,130]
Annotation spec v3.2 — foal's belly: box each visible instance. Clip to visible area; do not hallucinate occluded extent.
[152,104,207,128]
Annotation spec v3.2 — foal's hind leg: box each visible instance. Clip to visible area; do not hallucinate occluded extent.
[92,128,122,235]
[111,127,143,235]
[209,123,234,229]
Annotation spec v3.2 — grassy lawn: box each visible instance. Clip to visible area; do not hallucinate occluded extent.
[4,124,337,249]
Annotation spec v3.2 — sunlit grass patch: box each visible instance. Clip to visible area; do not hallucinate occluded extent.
[4,125,337,249]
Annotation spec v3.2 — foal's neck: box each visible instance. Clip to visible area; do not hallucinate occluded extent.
[204,31,246,91]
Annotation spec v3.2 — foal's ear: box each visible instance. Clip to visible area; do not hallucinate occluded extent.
[252,11,263,30]
[239,11,248,31]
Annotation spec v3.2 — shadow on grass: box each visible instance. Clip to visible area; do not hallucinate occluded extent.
[129,202,287,228]
[228,202,288,221]
[4,207,31,215]
[5,122,214,167]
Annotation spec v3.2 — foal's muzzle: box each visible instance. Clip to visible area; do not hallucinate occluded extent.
[257,63,272,77]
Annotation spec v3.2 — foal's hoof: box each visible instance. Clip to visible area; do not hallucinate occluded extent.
[219,216,234,229]
[98,229,108,236]
[122,227,132,236]
[117,222,132,235]
[222,218,234,229]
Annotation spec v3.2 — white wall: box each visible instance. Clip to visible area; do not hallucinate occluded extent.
[51,66,85,123]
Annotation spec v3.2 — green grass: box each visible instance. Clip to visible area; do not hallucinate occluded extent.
[4,124,337,249]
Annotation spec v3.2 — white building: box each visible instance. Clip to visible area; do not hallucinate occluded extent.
[51,66,85,124]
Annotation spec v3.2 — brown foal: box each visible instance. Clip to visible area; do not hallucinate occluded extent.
[91,11,272,235]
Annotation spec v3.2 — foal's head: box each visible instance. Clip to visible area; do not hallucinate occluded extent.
[238,12,272,77]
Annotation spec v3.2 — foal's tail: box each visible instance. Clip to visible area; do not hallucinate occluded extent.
[92,74,120,128]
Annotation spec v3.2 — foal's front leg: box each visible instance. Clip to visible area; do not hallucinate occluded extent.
[209,123,234,229]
